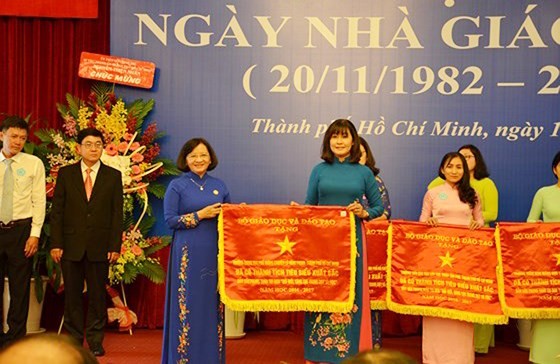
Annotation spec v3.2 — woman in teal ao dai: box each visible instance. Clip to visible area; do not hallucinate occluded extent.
[161,138,230,364]
[303,119,384,363]
[526,150,560,364]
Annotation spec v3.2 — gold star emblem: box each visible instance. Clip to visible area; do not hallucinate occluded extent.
[554,253,560,266]
[276,235,296,255]
[439,251,455,268]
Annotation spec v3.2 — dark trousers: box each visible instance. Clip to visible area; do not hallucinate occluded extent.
[0,222,32,345]
[61,256,108,349]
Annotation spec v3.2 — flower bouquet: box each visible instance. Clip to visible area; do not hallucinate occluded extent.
[33,83,179,299]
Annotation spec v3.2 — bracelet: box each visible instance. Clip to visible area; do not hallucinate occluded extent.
[179,212,199,228]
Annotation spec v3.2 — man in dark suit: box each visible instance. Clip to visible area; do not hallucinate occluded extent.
[50,128,123,357]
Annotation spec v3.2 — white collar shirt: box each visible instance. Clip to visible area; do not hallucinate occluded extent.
[81,160,101,187]
[0,151,46,237]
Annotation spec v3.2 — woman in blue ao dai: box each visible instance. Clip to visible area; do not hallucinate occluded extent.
[161,138,230,364]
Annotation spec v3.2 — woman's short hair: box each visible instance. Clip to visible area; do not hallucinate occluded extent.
[458,144,489,180]
[359,137,380,176]
[552,150,560,180]
[176,138,218,172]
[321,119,361,163]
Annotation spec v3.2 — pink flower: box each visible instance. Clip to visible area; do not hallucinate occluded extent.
[117,141,129,153]
[131,165,141,175]
[124,133,134,141]
[105,143,118,156]
[129,142,140,151]
[131,245,143,256]
[131,153,144,163]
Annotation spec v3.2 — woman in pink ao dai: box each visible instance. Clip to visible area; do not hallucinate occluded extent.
[419,152,484,364]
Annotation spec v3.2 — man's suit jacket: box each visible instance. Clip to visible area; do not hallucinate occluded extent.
[50,161,123,262]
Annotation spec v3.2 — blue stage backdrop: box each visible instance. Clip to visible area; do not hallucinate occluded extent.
[111,1,560,236]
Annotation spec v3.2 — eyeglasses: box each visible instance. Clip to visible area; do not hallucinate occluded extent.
[187,154,210,161]
[462,155,475,160]
[81,142,103,150]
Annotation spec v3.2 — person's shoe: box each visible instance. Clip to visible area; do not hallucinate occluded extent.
[91,346,105,357]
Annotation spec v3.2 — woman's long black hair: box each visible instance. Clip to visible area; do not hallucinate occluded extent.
[438,152,478,209]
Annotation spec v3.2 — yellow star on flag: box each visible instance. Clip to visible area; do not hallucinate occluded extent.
[439,251,455,268]
[554,253,560,266]
[276,235,297,255]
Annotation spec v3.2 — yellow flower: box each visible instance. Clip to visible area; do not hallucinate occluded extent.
[77,107,93,129]
[94,101,128,143]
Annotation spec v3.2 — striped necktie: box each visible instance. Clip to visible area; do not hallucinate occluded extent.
[0,159,14,223]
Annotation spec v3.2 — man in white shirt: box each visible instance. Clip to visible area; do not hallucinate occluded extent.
[0,116,46,346]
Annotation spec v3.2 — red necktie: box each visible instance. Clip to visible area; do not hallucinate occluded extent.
[85,168,93,200]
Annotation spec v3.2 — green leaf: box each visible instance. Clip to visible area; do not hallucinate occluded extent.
[127,98,154,125]
[23,142,35,154]
[147,183,166,199]
[92,82,113,104]
[33,272,44,303]
[138,260,166,284]
[56,103,68,118]
[137,215,155,236]
[65,93,82,119]
[154,131,166,140]
[143,237,170,256]
[34,129,57,143]
[121,265,139,284]
[159,158,181,176]
[123,213,135,231]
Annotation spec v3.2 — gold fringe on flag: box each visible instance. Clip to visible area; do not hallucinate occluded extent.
[386,223,508,325]
[217,210,357,313]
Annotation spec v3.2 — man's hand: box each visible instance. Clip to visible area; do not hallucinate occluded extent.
[108,252,120,264]
[50,248,63,263]
[24,236,39,258]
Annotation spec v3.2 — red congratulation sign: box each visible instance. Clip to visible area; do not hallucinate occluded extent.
[388,220,506,324]
[78,52,156,89]
[363,220,389,309]
[498,222,560,319]
[0,0,97,18]
[218,204,356,313]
